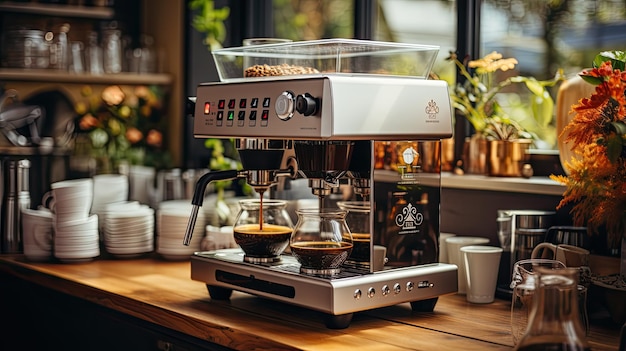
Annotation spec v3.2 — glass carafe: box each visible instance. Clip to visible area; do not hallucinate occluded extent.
[514,266,590,351]
[290,208,353,276]
[233,199,293,263]
[511,259,567,344]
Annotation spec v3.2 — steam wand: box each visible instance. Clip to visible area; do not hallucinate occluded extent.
[182,169,239,246]
[182,166,297,246]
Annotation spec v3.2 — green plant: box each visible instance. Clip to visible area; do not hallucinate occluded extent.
[189,0,230,51]
[448,51,564,141]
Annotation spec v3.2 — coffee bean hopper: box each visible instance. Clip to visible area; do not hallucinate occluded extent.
[183,39,458,328]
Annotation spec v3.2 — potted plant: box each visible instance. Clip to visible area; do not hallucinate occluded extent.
[448,51,564,176]
[551,50,626,252]
[551,50,626,323]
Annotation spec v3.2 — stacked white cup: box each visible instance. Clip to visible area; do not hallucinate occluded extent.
[91,174,129,235]
[91,174,129,215]
[446,236,490,294]
[45,178,100,262]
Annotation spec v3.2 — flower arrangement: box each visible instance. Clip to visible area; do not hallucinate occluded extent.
[550,51,626,247]
[74,85,171,170]
[447,51,563,141]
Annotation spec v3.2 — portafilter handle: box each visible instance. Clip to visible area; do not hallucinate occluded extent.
[183,169,239,246]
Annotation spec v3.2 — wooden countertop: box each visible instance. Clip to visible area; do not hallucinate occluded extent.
[0,254,619,350]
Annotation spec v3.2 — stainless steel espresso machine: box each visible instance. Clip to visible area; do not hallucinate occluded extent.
[183,39,458,328]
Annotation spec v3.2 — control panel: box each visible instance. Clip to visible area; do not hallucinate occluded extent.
[193,75,453,141]
[194,78,327,139]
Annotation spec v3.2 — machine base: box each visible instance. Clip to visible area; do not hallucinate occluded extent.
[191,248,458,328]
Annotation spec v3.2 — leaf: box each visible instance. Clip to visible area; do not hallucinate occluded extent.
[608,121,626,135]
[606,134,623,163]
[522,77,544,96]
[594,51,626,70]
[531,91,555,128]
[580,74,603,85]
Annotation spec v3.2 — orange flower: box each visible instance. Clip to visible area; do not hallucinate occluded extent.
[79,114,99,130]
[125,127,143,144]
[101,85,125,106]
[146,129,162,147]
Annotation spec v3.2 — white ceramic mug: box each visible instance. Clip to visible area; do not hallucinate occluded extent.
[21,208,53,261]
[531,243,589,267]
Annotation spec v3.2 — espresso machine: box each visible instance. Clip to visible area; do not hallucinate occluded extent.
[183,39,458,328]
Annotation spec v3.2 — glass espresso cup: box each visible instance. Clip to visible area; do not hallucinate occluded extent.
[233,199,293,263]
[336,201,370,263]
[290,208,353,276]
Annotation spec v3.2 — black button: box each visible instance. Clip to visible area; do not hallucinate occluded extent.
[239,99,247,108]
[238,111,246,120]
[261,110,269,120]
[251,98,259,108]
[216,111,224,120]
[263,98,271,108]
[228,99,236,109]
[250,110,257,120]
[218,100,225,109]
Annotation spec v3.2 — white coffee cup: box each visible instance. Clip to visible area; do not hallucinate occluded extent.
[439,232,456,263]
[92,174,129,212]
[43,178,94,222]
[531,243,590,267]
[446,236,490,294]
[461,245,503,303]
[21,208,53,262]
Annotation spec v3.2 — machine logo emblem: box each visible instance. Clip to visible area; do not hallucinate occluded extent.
[395,203,423,231]
[425,99,440,120]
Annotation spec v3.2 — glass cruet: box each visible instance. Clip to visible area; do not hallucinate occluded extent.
[514,266,590,351]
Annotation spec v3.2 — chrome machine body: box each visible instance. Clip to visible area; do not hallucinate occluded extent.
[186,74,458,328]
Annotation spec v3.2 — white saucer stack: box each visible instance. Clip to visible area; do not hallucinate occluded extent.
[102,202,154,258]
[156,200,205,260]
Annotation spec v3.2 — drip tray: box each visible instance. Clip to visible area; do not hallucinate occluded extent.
[195,249,368,279]
[190,248,458,317]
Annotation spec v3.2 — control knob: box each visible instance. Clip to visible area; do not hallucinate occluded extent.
[295,93,318,116]
[275,91,295,120]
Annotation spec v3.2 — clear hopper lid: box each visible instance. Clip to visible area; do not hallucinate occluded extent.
[212,38,440,82]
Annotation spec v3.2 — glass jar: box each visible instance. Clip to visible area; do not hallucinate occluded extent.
[514,266,590,351]
[290,208,353,276]
[5,30,49,69]
[233,199,293,263]
[102,29,122,73]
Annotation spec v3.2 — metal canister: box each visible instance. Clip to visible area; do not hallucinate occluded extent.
[1,159,31,253]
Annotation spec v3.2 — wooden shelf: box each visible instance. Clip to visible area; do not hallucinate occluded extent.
[374,170,565,196]
[0,68,173,85]
[0,1,114,19]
